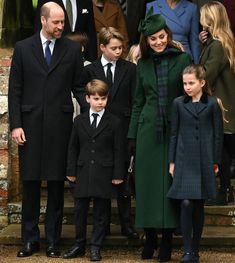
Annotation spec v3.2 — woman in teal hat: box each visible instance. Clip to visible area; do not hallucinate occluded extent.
[128,8,191,261]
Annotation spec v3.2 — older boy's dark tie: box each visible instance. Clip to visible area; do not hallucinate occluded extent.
[45,40,52,66]
[91,113,99,129]
[106,63,113,89]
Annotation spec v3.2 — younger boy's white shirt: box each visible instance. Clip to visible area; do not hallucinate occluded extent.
[89,108,105,127]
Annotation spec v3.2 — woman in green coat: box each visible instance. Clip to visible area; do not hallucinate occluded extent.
[127,8,191,261]
[200,1,235,205]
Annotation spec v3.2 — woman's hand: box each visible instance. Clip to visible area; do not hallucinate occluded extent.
[213,164,219,174]
[199,30,209,44]
[169,163,175,177]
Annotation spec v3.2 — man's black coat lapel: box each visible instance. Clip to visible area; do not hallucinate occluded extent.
[32,33,48,71]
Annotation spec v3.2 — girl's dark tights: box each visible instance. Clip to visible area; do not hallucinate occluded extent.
[181,199,204,254]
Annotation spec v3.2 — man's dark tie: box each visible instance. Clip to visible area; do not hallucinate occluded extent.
[91,113,99,129]
[45,40,52,66]
[66,0,73,29]
[106,63,113,89]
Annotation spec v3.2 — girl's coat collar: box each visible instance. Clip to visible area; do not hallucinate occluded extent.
[183,93,208,104]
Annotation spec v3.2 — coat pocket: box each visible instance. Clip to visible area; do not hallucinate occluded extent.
[62,105,74,113]
[138,116,144,123]
[77,160,84,166]
[102,161,114,167]
[21,105,34,112]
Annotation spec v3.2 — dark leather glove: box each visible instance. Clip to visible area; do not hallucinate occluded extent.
[128,139,136,158]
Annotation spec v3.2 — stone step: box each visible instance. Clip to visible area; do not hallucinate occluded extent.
[7,197,136,225]
[8,194,235,226]
[0,224,235,247]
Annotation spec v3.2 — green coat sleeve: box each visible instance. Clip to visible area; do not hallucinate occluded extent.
[127,61,146,139]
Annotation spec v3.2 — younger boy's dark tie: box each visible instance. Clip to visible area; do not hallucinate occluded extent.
[91,113,99,129]
[45,40,52,66]
[106,63,113,89]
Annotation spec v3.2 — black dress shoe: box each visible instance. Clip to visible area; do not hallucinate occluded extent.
[159,256,171,262]
[17,242,40,257]
[90,249,101,261]
[62,244,85,259]
[141,243,155,260]
[46,244,61,258]
[121,227,139,239]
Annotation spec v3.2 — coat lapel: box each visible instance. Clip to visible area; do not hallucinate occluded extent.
[157,0,187,29]
[80,111,93,137]
[199,37,213,62]
[31,34,68,73]
[109,59,126,101]
[80,110,110,138]
[49,38,68,73]
[93,1,117,26]
[183,94,208,117]
[92,111,109,138]
[94,59,106,81]
[32,33,48,71]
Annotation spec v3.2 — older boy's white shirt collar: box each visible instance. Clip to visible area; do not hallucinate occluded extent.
[40,31,56,55]
[101,55,117,68]
[89,108,105,127]
[101,55,116,77]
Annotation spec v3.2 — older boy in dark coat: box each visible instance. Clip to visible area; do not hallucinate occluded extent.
[79,27,138,238]
[63,79,124,261]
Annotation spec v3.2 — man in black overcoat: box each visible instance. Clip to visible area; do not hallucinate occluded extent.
[34,0,97,61]
[8,1,84,258]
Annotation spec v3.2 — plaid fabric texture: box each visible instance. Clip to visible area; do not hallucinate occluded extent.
[152,48,181,142]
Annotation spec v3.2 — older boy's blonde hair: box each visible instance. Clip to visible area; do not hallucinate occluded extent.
[85,79,109,97]
[99,27,124,46]
[200,1,235,72]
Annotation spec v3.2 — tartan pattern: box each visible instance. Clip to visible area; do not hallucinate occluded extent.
[153,55,169,142]
[151,48,182,142]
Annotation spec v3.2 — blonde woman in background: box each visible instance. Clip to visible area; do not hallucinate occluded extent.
[126,44,141,64]
[200,1,235,205]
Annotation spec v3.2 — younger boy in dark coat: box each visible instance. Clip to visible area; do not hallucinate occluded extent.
[63,79,124,261]
[79,26,138,239]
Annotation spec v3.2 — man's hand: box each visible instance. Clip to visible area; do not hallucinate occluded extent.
[12,128,26,145]
[112,179,123,185]
[67,176,76,182]
[213,164,219,174]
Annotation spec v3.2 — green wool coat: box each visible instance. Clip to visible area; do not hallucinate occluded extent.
[128,50,191,228]
[200,38,235,133]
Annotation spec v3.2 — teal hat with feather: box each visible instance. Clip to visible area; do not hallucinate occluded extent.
[138,7,167,36]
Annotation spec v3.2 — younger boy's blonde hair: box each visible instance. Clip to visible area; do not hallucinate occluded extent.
[86,79,109,97]
[99,27,124,46]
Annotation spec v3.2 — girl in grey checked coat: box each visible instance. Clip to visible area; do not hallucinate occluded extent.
[167,65,224,263]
